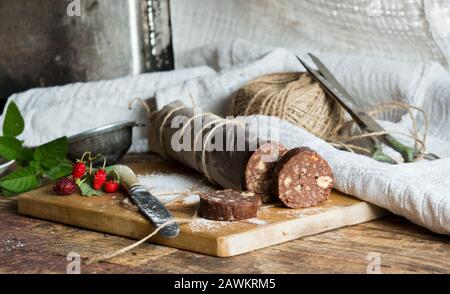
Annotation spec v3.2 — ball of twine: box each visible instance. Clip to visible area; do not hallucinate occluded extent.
[231,72,345,139]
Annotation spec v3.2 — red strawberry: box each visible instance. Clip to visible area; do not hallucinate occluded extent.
[104,180,119,193]
[72,162,86,179]
[53,177,77,196]
[92,169,107,190]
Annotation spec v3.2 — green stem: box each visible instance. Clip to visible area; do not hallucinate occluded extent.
[100,154,106,169]
[80,151,91,163]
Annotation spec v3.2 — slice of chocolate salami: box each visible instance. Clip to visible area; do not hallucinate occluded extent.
[198,189,261,221]
[273,147,334,208]
[244,141,288,203]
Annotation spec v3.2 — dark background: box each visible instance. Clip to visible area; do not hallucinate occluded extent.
[0,0,173,110]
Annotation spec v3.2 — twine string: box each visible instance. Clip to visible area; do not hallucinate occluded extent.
[200,120,244,184]
[233,73,429,161]
[86,176,207,265]
[233,72,345,139]
[191,117,222,176]
[128,97,152,116]
[158,106,185,155]
[331,101,429,161]
[86,219,183,265]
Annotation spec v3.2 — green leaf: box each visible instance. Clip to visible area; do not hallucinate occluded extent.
[76,180,104,197]
[1,189,18,197]
[29,160,45,174]
[0,167,39,193]
[33,137,68,168]
[46,160,72,181]
[21,147,34,162]
[0,136,25,161]
[3,101,24,137]
[42,157,63,169]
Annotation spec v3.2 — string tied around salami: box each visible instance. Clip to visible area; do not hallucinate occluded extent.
[158,105,186,155]
[200,120,246,184]
[148,101,253,190]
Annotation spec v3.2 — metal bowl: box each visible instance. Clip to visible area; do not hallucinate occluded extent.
[0,158,15,177]
[68,121,137,165]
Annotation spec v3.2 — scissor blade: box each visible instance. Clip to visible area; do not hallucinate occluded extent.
[296,56,366,126]
[297,55,387,133]
[299,55,418,163]
[308,53,359,107]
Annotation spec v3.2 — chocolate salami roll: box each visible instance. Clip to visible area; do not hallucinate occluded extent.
[161,106,195,165]
[273,147,334,208]
[148,101,266,191]
[148,100,187,158]
[198,190,261,221]
[244,142,288,203]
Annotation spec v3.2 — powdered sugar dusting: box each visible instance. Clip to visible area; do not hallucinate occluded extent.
[244,218,267,225]
[294,207,324,218]
[137,172,212,204]
[138,172,201,193]
[183,195,200,205]
[187,218,233,232]
[157,195,181,204]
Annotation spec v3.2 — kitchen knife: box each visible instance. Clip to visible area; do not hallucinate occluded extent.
[112,165,180,238]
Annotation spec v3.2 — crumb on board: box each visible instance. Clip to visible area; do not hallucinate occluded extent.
[0,238,25,253]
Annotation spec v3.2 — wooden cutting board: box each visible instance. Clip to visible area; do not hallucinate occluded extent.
[18,161,387,257]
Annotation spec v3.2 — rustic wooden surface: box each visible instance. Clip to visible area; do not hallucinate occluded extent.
[18,161,387,257]
[1,154,450,273]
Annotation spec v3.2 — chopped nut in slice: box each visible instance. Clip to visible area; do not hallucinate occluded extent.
[316,176,333,189]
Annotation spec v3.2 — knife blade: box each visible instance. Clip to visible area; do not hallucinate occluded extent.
[112,165,180,238]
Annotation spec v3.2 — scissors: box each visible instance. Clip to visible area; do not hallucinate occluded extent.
[297,54,439,164]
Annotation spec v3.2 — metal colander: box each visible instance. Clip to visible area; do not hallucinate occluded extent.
[68,121,138,165]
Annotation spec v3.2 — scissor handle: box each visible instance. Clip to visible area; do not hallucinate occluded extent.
[370,137,397,164]
[383,135,415,163]
[373,150,397,164]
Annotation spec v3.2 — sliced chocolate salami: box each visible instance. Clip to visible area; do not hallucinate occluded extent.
[273,147,334,208]
[198,189,261,221]
[244,141,288,203]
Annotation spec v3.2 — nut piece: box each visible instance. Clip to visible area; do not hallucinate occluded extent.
[284,177,292,188]
[316,176,333,189]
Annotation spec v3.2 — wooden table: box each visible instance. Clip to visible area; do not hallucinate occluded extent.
[1,154,449,274]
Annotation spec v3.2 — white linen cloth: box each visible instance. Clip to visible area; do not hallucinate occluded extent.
[1,66,215,153]
[2,40,450,235]
[171,0,450,68]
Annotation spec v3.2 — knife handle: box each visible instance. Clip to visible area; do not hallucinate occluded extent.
[112,165,140,190]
